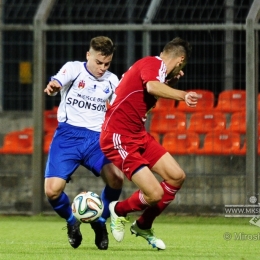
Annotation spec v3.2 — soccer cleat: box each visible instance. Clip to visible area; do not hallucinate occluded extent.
[67,220,82,248]
[90,221,109,250]
[130,221,166,250]
[109,201,129,242]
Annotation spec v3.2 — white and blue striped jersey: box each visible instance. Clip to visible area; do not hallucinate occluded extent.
[52,61,119,132]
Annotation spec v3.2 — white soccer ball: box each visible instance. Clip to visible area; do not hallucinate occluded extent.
[71,191,104,223]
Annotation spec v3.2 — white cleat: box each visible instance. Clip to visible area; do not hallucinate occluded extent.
[109,201,129,242]
[130,221,166,250]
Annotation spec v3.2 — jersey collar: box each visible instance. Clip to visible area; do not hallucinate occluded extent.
[84,62,105,81]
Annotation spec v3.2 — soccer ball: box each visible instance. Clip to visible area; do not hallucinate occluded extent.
[71,191,104,223]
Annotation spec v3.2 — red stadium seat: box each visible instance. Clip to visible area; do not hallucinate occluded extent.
[197,131,241,155]
[239,136,260,155]
[228,112,260,134]
[52,106,58,112]
[44,131,55,154]
[150,112,186,134]
[176,89,214,112]
[239,142,246,155]
[188,111,226,134]
[151,98,175,114]
[215,90,246,113]
[22,127,34,134]
[257,93,260,111]
[0,131,33,154]
[228,112,246,134]
[44,109,58,132]
[162,131,200,155]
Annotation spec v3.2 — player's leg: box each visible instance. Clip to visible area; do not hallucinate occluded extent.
[108,133,184,249]
[109,166,165,246]
[89,163,123,250]
[44,177,68,217]
[130,142,185,249]
[100,163,123,221]
[44,177,82,248]
[104,132,165,217]
[44,123,83,248]
[136,152,185,229]
[100,131,162,243]
[83,132,123,250]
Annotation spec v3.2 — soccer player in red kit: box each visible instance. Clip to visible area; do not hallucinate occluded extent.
[100,37,198,250]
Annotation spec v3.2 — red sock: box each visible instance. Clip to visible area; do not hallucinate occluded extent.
[137,181,180,229]
[115,190,149,217]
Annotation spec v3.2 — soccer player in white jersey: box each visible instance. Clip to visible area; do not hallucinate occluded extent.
[44,36,124,250]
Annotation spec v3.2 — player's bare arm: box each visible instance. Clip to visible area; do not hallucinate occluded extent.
[146,80,198,107]
[44,80,62,96]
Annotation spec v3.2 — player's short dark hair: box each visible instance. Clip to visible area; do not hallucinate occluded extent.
[90,36,116,56]
[163,37,192,60]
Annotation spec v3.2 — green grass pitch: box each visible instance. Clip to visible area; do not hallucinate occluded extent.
[0,214,259,260]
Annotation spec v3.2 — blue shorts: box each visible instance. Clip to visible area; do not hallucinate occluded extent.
[45,122,111,181]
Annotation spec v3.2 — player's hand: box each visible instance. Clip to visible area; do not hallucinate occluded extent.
[184,92,198,107]
[44,80,62,95]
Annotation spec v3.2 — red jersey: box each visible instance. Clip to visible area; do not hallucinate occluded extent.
[103,56,167,136]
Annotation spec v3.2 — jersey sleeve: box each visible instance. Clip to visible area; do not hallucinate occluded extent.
[52,61,80,87]
[140,58,167,85]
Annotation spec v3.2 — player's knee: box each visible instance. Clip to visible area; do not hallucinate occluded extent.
[106,174,124,189]
[44,185,62,200]
[103,168,124,189]
[172,168,186,185]
[147,187,164,205]
[44,177,65,200]
[110,178,124,189]
[178,168,186,182]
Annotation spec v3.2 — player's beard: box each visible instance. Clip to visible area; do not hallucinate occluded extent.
[166,62,186,80]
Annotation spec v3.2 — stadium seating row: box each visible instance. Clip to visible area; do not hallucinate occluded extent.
[150,130,251,155]
[0,130,54,154]
[152,89,251,114]
[44,106,58,132]
[0,88,255,155]
[0,128,250,155]
[0,106,58,154]
[150,111,252,135]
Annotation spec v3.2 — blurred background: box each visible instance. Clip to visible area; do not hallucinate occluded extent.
[0,0,259,216]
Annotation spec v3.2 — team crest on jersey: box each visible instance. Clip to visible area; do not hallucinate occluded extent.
[62,69,66,75]
[103,86,110,94]
[87,84,97,93]
[78,80,85,89]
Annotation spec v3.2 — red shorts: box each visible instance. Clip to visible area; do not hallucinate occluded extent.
[100,130,167,180]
